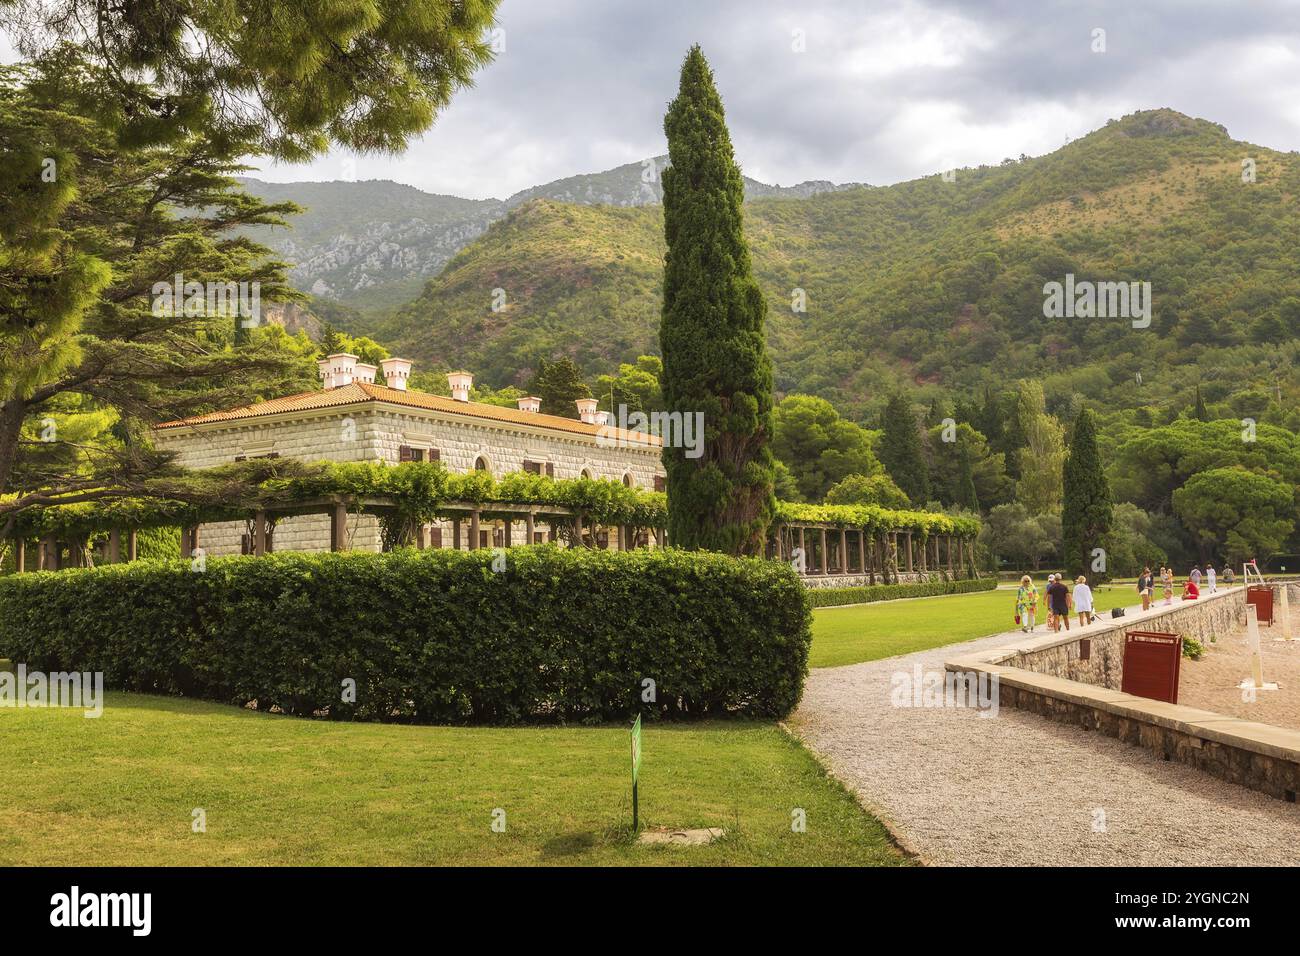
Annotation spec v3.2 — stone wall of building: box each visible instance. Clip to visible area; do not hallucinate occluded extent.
[155,403,664,557]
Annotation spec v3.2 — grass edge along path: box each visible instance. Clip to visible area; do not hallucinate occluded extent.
[810,582,1137,668]
[0,691,910,868]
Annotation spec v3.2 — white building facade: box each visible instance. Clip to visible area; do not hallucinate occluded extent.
[153,356,665,556]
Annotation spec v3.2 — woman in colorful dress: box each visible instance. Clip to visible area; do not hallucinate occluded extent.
[1016,575,1039,633]
[1162,566,1174,605]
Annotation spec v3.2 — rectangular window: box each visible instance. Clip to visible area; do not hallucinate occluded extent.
[523,460,542,474]
[653,475,666,492]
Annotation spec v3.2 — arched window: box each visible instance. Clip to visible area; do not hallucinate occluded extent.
[474,456,489,473]
[622,473,633,487]
[580,468,592,480]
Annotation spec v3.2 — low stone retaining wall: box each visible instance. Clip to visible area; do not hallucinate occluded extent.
[946,585,1300,802]
[1004,587,1246,689]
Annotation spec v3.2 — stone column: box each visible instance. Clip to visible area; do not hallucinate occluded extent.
[469,510,481,550]
[525,513,535,546]
[573,513,583,548]
[819,528,828,575]
[253,511,268,556]
[798,527,807,572]
[504,518,512,548]
[127,530,138,562]
[108,528,121,564]
[858,531,866,576]
[13,537,24,573]
[840,528,849,574]
[452,518,462,550]
[331,502,348,552]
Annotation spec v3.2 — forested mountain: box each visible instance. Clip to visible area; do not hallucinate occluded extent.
[372,109,1300,437]
[239,159,856,309]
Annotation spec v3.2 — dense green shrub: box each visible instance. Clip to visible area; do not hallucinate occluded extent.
[804,576,995,609]
[0,547,811,724]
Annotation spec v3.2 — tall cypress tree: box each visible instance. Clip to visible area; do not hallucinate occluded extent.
[659,46,775,554]
[878,393,930,504]
[1062,408,1113,578]
[1193,385,1209,422]
[957,446,980,513]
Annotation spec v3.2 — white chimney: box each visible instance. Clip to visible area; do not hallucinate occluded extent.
[594,410,611,426]
[353,362,377,384]
[380,358,412,391]
[516,396,542,413]
[317,357,331,387]
[322,352,358,389]
[447,370,473,403]
[575,397,600,424]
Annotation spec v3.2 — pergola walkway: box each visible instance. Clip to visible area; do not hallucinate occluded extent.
[790,602,1300,866]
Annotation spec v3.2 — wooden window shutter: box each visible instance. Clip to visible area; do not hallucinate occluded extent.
[399,445,413,463]
[545,462,555,478]
[428,448,441,462]
[234,456,247,463]
[523,460,541,475]
[654,475,666,492]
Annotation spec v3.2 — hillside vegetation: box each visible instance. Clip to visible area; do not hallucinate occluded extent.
[379,109,1300,431]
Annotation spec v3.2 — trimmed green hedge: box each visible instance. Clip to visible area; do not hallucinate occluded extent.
[0,548,811,724]
[805,576,996,608]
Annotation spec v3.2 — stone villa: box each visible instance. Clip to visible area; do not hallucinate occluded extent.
[153,354,665,555]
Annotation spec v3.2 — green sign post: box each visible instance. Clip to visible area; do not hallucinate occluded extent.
[630,714,642,831]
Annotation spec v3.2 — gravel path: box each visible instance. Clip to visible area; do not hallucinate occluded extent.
[790,607,1300,866]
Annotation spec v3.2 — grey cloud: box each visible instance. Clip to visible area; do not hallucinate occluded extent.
[241,0,1300,196]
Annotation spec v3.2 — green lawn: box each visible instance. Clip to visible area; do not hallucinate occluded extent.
[0,692,907,867]
[809,582,1139,668]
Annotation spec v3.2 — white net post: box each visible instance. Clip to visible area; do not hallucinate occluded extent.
[1246,604,1265,689]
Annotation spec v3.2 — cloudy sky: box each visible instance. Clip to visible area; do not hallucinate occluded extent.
[7,1,1300,198]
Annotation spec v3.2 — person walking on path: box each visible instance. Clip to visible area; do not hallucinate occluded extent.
[1073,575,1094,626]
[1207,565,1217,592]
[1016,575,1039,633]
[1162,566,1174,605]
[1190,566,1202,589]
[1224,566,1235,585]
[1047,573,1071,631]
[1138,567,1154,611]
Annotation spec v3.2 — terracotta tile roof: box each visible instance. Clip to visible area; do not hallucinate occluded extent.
[153,382,662,446]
